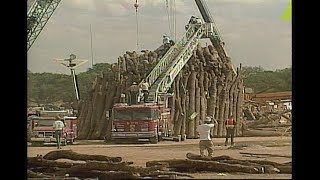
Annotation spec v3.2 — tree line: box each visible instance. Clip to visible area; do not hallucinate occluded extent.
[27,64,291,105]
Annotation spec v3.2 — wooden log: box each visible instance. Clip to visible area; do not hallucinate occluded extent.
[171,81,176,134]
[27,169,54,178]
[28,157,74,168]
[218,85,227,137]
[90,74,108,139]
[78,100,93,139]
[67,169,138,179]
[198,65,206,124]
[239,152,291,158]
[195,87,201,134]
[101,83,118,141]
[141,170,194,179]
[43,150,122,162]
[77,100,88,139]
[146,159,261,173]
[186,153,291,174]
[173,75,182,136]
[186,153,236,161]
[187,66,197,138]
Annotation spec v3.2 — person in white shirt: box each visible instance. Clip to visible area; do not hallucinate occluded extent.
[140,79,149,102]
[196,116,216,157]
[53,119,65,149]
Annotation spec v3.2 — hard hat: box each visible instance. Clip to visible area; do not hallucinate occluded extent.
[133,82,137,85]
[205,116,212,122]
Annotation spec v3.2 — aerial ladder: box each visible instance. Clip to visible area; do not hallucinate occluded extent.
[27,0,62,51]
[140,0,236,103]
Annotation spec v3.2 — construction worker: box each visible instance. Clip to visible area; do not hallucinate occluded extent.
[196,116,216,157]
[140,79,149,103]
[53,118,65,149]
[128,82,139,105]
[163,34,171,46]
[225,115,236,147]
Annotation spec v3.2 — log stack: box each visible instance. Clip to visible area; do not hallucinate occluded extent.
[27,150,193,179]
[146,153,291,174]
[77,44,244,140]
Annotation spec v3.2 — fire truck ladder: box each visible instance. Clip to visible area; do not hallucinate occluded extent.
[27,0,62,51]
[145,22,213,102]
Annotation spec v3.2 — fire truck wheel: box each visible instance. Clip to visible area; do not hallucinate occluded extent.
[149,137,158,144]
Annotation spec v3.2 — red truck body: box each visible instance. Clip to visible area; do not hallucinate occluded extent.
[111,103,171,143]
[30,116,77,146]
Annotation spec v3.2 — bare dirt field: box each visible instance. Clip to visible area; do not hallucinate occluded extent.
[27,136,292,179]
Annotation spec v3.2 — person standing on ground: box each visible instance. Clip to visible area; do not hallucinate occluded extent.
[53,118,65,149]
[196,116,216,157]
[140,79,149,102]
[225,115,236,147]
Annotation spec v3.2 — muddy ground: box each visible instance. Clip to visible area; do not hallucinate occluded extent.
[27,136,292,179]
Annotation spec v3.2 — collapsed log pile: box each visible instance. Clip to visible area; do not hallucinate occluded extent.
[146,153,291,174]
[77,44,244,140]
[27,150,193,179]
[242,101,292,137]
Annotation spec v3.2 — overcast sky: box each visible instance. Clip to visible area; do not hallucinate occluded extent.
[27,0,291,74]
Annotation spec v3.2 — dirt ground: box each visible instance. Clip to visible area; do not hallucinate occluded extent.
[27,136,292,179]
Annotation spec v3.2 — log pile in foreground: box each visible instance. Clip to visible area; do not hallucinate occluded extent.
[146,153,291,174]
[27,150,193,179]
[77,44,244,140]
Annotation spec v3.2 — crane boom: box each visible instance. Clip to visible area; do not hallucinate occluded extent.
[195,0,236,74]
[27,0,62,51]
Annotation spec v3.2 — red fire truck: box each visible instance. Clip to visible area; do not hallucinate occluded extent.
[111,103,171,144]
[30,116,77,146]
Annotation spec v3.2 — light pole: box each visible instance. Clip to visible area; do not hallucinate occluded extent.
[54,54,88,101]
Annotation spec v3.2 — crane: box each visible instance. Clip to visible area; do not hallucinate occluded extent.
[27,0,62,51]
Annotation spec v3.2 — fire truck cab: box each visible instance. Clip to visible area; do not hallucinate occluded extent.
[111,103,171,144]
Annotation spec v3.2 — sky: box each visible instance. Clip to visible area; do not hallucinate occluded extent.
[27,0,291,74]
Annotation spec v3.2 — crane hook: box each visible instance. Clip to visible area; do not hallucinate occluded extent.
[134,0,139,12]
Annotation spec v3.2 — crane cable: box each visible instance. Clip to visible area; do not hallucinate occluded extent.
[165,0,172,38]
[173,0,176,42]
[165,0,176,41]
[134,0,139,50]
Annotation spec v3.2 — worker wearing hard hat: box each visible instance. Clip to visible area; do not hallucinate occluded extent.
[196,116,217,157]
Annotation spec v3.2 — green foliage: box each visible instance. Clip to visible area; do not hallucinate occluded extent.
[241,66,292,93]
[28,63,115,105]
[27,64,292,104]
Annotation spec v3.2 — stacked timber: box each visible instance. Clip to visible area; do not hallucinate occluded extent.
[27,150,193,179]
[146,153,291,174]
[77,44,244,140]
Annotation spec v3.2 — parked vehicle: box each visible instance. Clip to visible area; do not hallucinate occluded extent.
[30,116,77,146]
